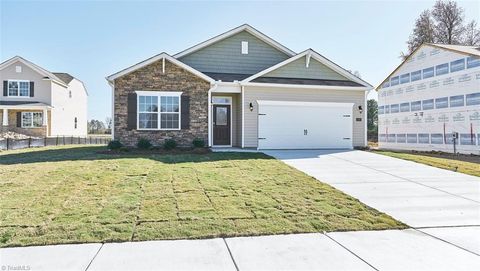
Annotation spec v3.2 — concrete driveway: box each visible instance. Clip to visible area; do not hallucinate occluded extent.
[265,149,480,256]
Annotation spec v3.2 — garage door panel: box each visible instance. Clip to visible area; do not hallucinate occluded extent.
[258,101,353,149]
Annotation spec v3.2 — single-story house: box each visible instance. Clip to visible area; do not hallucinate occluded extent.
[107,24,372,149]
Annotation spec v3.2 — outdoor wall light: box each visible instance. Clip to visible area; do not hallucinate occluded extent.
[358,105,363,114]
[249,102,254,111]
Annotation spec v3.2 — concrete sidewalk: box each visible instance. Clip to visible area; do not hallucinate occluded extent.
[1,228,479,271]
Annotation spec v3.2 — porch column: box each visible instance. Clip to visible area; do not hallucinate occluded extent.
[2,108,8,126]
[42,108,48,126]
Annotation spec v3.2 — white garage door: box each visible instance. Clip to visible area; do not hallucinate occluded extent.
[257,101,354,149]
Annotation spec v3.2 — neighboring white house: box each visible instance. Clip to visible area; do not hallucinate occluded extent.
[377,43,480,155]
[0,56,88,137]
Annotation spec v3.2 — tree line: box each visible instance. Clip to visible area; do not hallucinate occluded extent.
[402,0,479,59]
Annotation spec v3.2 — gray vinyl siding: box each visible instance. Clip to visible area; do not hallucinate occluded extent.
[178,31,290,75]
[264,57,349,80]
[243,87,366,148]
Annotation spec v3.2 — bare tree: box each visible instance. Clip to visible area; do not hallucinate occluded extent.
[463,20,480,45]
[406,10,436,55]
[432,0,464,44]
[402,0,479,58]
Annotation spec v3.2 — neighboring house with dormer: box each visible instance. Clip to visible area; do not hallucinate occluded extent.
[377,44,480,154]
[0,56,88,137]
[107,24,372,149]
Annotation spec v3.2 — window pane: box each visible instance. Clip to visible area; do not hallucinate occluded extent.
[407,134,417,143]
[467,56,480,69]
[418,133,429,144]
[33,113,43,127]
[22,112,32,127]
[387,134,396,142]
[139,113,158,129]
[435,97,448,109]
[160,113,179,129]
[378,106,384,114]
[384,105,390,114]
[390,76,399,86]
[400,103,410,112]
[390,104,399,113]
[19,81,29,96]
[460,134,476,145]
[449,95,464,107]
[422,99,434,110]
[466,93,480,106]
[450,59,465,72]
[8,81,18,96]
[400,73,410,84]
[396,134,406,143]
[423,67,434,78]
[411,70,422,81]
[435,63,449,76]
[411,101,421,111]
[216,107,228,125]
[431,134,443,144]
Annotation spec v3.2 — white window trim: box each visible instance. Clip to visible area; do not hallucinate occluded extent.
[135,91,183,131]
[7,79,30,98]
[21,112,43,128]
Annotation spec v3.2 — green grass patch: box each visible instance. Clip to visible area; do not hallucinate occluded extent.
[372,150,480,177]
[0,145,405,247]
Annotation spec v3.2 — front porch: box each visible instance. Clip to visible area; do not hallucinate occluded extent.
[0,102,51,137]
[209,92,242,148]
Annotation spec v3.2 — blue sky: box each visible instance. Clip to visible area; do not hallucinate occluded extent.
[1,0,479,121]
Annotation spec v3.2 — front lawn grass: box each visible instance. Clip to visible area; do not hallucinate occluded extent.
[372,150,480,177]
[0,145,404,247]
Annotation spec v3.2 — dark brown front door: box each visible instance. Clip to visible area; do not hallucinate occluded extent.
[213,105,231,145]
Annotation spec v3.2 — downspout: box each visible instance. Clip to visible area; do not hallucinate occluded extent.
[241,85,245,148]
[364,89,369,147]
[208,83,218,147]
[109,80,115,140]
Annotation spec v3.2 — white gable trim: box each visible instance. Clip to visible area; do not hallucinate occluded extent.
[173,24,296,58]
[242,49,373,88]
[106,53,215,83]
[0,56,68,87]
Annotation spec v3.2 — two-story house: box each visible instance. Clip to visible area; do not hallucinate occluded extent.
[377,44,480,154]
[0,56,88,137]
[107,24,372,149]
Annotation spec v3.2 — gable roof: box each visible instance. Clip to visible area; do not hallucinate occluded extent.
[0,56,68,87]
[53,72,74,84]
[242,49,372,89]
[106,52,215,83]
[377,43,480,90]
[428,43,480,56]
[173,24,296,59]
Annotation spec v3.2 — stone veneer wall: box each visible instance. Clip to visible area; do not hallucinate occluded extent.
[0,110,47,137]
[113,59,210,147]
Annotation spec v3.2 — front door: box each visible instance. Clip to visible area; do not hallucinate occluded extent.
[213,105,231,145]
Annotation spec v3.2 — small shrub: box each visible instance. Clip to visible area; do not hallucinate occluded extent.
[163,139,177,150]
[107,140,123,150]
[192,138,205,148]
[137,138,152,149]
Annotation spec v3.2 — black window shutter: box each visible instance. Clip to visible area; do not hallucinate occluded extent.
[16,112,22,127]
[3,81,7,96]
[127,93,137,130]
[181,95,190,130]
[29,81,34,97]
